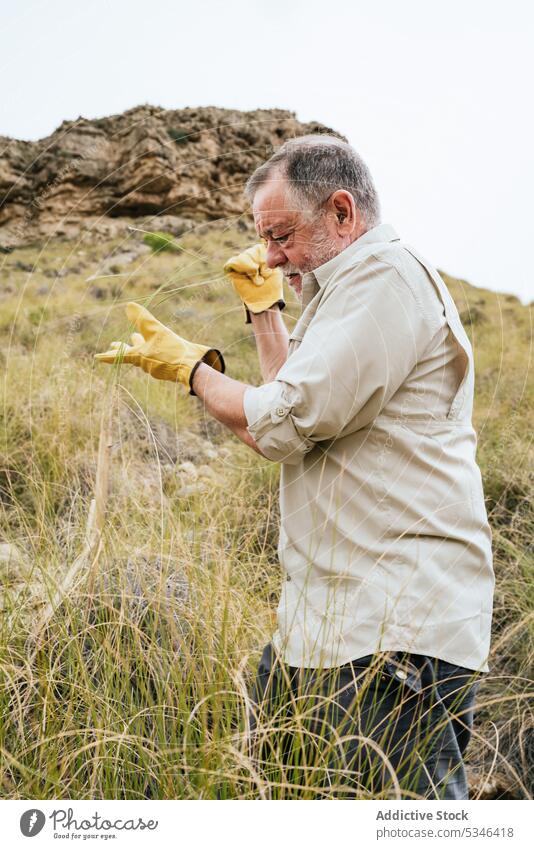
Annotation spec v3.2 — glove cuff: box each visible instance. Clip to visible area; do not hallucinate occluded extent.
[189,349,226,396]
[245,299,285,324]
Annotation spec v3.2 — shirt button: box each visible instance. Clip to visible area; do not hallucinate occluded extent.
[395,669,408,681]
[276,407,285,417]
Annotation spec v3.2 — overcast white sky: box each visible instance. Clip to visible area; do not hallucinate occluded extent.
[2,0,533,302]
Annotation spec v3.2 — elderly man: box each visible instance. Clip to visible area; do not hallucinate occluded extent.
[96,135,494,799]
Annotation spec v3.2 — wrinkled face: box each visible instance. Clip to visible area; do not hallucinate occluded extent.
[252,177,342,298]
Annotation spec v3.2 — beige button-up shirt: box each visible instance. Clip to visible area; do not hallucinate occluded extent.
[243,224,494,672]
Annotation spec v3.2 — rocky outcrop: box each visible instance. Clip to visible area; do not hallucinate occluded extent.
[0,104,342,247]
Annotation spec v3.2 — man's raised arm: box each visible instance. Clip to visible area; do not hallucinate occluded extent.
[224,242,289,381]
[249,309,289,382]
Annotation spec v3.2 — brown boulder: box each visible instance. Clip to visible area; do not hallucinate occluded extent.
[0,104,343,248]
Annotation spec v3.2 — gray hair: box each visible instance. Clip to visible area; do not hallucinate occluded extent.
[244,134,381,228]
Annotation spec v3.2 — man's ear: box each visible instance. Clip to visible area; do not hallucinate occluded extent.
[330,190,357,235]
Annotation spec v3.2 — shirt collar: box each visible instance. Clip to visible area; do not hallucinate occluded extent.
[306,223,400,290]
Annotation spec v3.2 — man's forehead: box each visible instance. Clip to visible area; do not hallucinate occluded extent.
[253,211,296,237]
[253,204,301,236]
[252,179,299,234]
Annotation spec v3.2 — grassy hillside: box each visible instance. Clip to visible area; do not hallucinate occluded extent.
[0,223,532,799]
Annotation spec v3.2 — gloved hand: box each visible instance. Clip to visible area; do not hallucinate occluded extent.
[223,242,285,323]
[94,302,225,395]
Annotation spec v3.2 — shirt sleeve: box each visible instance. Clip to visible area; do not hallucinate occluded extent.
[244,257,442,465]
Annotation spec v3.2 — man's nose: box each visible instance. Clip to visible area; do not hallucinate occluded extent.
[265,240,286,268]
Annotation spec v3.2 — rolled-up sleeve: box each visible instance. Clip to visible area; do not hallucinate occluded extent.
[244,257,440,465]
[244,381,316,465]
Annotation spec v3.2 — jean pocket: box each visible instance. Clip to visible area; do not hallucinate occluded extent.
[436,659,476,678]
[435,661,481,713]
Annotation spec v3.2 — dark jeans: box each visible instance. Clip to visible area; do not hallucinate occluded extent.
[247,643,482,799]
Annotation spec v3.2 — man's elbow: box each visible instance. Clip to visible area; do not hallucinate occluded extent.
[246,433,310,465]
[238,426,269,459]
[246,432,265,457]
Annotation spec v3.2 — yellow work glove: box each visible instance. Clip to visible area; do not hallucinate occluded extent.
[223,242,285,324]
[94,302,225,395]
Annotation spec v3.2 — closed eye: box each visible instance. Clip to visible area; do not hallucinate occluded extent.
[273,233,291,244]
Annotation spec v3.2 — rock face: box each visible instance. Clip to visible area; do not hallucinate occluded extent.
[0,104,342,247]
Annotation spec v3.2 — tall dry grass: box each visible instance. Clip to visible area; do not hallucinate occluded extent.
[0,224,532,798]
